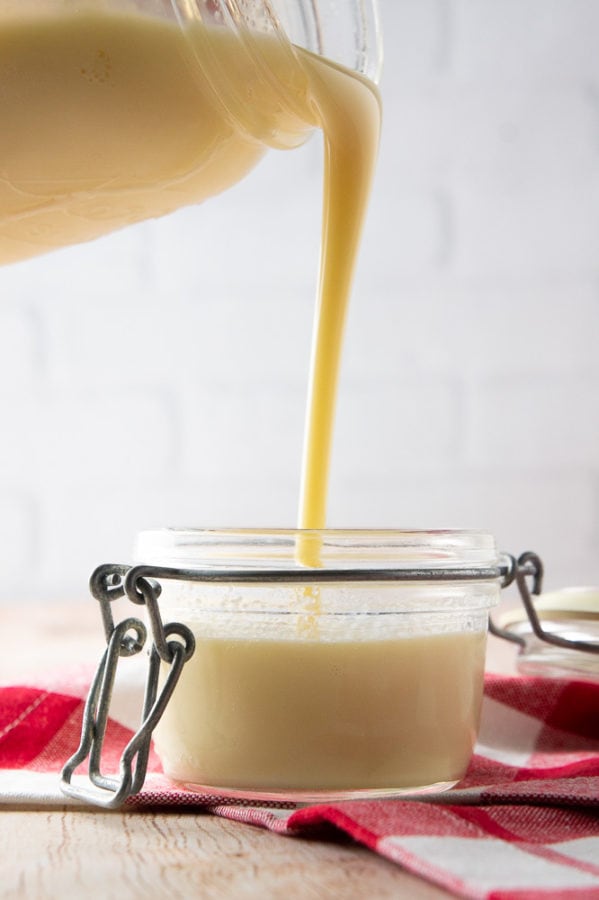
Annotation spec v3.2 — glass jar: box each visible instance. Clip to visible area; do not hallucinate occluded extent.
[498,586,599,682]
[176,1,383,82]
[134,528,502,802]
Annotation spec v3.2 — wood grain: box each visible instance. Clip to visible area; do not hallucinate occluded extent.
[0,808,449,899]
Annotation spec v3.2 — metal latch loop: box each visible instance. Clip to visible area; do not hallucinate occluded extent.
[60,571,195,809]
[490,551,599,657]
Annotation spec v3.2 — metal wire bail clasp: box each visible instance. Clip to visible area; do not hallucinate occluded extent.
[489,551,546,648]
[490,551,599,657]
[60,565,195,809]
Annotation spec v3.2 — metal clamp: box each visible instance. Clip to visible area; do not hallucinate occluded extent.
[489,551,599,656]
[60,566,195,808]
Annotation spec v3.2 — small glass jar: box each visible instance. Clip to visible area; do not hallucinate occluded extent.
[135,528,501,802]
[498,586,599,682]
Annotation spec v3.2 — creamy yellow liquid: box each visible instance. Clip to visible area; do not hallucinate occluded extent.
[0,9,308,264]
[154,628,486,796]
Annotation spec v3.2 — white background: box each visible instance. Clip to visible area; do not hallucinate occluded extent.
[0,0,598,604]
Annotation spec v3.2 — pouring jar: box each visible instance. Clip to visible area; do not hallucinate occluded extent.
[130,527,502,802]
[0,0,381,265]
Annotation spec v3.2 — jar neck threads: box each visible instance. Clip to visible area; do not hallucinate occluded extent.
[174,0,382,80]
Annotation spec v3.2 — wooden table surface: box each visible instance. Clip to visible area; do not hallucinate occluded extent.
[0,602,517,899]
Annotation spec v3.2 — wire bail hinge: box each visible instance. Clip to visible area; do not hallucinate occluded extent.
[60,565,195,809]
[490,551,599,656]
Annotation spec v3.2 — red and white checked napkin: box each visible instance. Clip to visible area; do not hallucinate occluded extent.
[1,667,598,900]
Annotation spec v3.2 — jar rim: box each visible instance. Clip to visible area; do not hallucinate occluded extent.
[135,527,500,572]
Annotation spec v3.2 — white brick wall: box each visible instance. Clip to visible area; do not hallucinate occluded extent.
[0,0,598,607]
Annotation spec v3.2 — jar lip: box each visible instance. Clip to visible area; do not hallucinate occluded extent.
[135,527,499,571]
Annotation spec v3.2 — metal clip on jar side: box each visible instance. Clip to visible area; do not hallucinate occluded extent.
[489,551,599,657]
[60,565,195,809]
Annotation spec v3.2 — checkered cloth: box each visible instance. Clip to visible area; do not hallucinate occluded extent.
[1,670,598,899]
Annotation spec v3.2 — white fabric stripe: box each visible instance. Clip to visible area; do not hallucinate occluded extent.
[376,838,471,898]
[378,836,599,892]
[0,770,85,806]
[475,696,543,767]
[552,838,599,870]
